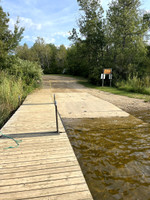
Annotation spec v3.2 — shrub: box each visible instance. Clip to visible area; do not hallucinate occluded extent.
[8,58,43,89]
[0,58,43,128]
[116,74,150,95]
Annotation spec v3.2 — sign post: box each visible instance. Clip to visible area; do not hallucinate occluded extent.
[101,68,112,87]
[101,74,105,87]
[109,74,112,87]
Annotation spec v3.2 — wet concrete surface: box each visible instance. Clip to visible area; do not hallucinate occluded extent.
[63,114,150,200]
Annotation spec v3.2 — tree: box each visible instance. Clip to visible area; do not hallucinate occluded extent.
[56,45,67,73]
[143,13,150,28]
[31,37,52,72]
[69,0,105,83]
[0,5,24,69]
[15,43,32,60]
[106,0,149,80]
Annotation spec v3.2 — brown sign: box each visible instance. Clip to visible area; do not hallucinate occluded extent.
[104,69,112,74]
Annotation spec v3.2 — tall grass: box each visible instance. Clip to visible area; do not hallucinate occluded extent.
[116,75,150,95]
[0,72,23,127]
[0,58,43,128]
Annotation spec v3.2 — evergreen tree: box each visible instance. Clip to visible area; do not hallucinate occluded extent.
[0,5,24,69]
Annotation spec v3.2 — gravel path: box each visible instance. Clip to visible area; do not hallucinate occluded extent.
[88,89,150,113]
[45,75,150,114]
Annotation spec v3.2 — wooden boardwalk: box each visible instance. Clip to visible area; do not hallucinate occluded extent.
[0,82,93,199]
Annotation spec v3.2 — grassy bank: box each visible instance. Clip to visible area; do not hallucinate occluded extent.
[0,59,43,128]
[78,80,150,102]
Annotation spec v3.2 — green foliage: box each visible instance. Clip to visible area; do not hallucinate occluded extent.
[66,43,89,77]
[143,13,150,28]
[0,6,24,70]
[78,79,150,101]
[0,72,23,109]
[68,0,149,85]
[116,74,150,94]
[16,38,68,74]
[69,0,105,83]
[88,65,102,85]
[8,58,43,89]
[13,0,150,89]
[56,45,67,73]
[0,4,43,128]
[15,43,33,61]
[0,59,43,128]
[0,71,23,127]
[106,0,148,80]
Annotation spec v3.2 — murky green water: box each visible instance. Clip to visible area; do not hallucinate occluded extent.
[63,112,150,200]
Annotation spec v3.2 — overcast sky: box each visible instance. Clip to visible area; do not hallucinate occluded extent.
[1,0,150,47]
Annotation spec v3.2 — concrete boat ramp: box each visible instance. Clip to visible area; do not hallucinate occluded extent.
[0,75,130,199]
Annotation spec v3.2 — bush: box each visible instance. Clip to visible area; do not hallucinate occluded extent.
[0,58,43,128]
[8,58,43,89]
[88,66,103,85]
[116,74,150,94]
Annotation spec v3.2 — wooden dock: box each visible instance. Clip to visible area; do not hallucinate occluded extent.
[0,83,93,199]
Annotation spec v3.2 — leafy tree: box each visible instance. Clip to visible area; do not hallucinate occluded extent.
[15,43,33,61]
[31,37,52,72]
[0,5,24,69]
[69,0,105,83]
[106,0,149,81]
[56,45,67,73]
[143,13,150,28]
[16,38,69,74]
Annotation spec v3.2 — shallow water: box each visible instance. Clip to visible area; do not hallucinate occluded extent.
[63,113,150,200]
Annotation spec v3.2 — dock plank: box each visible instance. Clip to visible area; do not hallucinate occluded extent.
[0,183,89,200]
[0,78,93,199]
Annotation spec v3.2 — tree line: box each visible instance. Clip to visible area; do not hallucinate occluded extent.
[16,0,150,84]
[68,0,150,84]
[16,0,150,85]
[16,38,67,74]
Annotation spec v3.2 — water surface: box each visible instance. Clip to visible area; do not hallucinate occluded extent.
[63,113,150,200]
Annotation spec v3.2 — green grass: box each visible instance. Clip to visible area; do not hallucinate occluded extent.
[0,59,43,128]
[78,80,150,102]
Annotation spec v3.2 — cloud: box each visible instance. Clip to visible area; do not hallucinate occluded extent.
[9,17,42,32]
[9,18,16,30]
[53,32,70,37]
[24,0,38,6]
[36,24,42,30]
[23,35,55,44]
[145,10,150,13]
[19,17,42,30]
[43,37,55,44]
